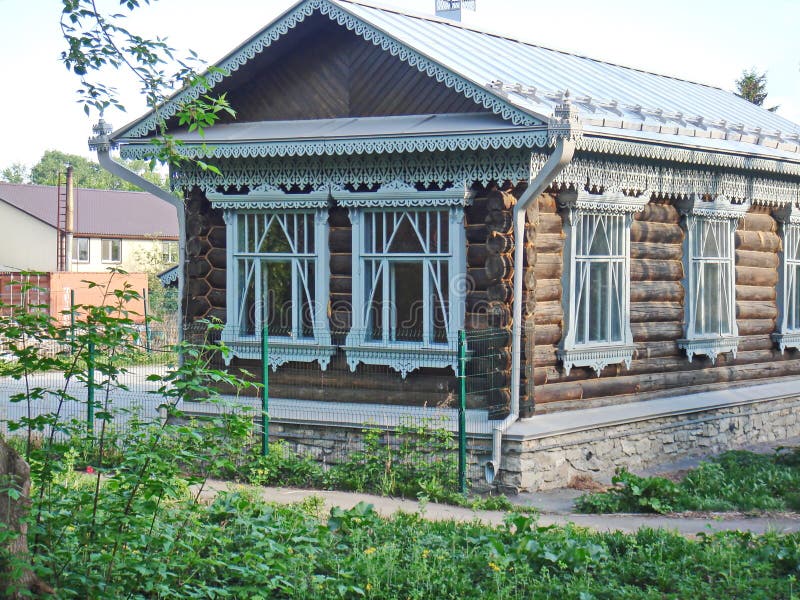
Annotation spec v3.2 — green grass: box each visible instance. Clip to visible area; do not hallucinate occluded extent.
[577,447,800,514]
[28,484,800,599]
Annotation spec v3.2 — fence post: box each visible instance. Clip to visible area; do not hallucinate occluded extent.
[142,287,151,352]
[87,340,95,438]
[458,329,467,494]
[261,324,269,456]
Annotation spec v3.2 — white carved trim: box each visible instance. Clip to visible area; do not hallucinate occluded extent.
[343,344,458,378]
[677,337,740,364]
[677,195,751,220]
[558,188,650,216]
[220,336,336,371]
[209,190,331,210]
[772,332,800,354]
[334,186,474,208]
[557,345,636,377]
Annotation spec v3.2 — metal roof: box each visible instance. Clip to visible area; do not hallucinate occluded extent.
[0,183,178,238]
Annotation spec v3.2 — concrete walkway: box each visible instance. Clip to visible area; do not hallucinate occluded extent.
[200,480,800,536]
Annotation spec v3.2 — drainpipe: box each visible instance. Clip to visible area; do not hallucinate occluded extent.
[88,118,185,346]
[484,96,580,484]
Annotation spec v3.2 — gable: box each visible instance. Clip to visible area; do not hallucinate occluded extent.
[207,13,484,123]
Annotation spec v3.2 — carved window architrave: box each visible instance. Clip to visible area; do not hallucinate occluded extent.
[677,195,749,363]
[211,190,335,370]
[557,189,648,376]
[336,183,471,378]
[773,203,800,353]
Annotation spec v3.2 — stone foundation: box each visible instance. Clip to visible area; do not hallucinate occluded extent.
[500,381,800,491]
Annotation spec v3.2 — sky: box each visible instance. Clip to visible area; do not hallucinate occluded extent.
[0,0,798,170]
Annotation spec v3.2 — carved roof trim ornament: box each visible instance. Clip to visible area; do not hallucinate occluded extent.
[677,195,750,220]
[557,188,649,215]
[113,0,541,141]
[208,190,331,210]
[334,182,474,208]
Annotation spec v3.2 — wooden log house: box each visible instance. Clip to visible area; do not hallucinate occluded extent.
[97,0,800,489]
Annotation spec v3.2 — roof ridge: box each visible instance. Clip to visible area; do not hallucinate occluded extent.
[332,0,725,93]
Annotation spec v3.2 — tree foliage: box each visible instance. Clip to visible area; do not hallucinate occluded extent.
[26,149,165,190]
[60,0,234,171]
[0,163,30,185]
[735,69,779,112]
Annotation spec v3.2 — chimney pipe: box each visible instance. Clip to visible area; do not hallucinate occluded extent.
[65,165,74,270]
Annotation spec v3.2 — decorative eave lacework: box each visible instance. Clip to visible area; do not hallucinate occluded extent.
[557,345,636,377]
[579,134,800,177]
[119,130,549,161]
[157,266,179,286]
[334,183,474,208]
[676,195,751,220]
[539,153,800,207]
[172,148,534,192]
[115,0,539,140]
[208,189,331,210]
[557,188,649,217]
[677,337,740,364]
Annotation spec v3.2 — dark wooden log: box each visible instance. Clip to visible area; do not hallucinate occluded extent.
[537,193,558,213]
[534,301,563,326]
[488,302,512,328]
[735,230,781,253]
[534,345,559,367]
[633,340,681,359]
[465,312,489,330]
[535,323,562,345]
[467,267,492,290]
[330,276,352,295]
[467,244,488,268]
[736,300,778,320]
[630,260,683,281]
[466,291,489,313]
[486,190,515,212]
[487,282,513,303]
[330,254,352,275]
[735,285,775,302]
[533,256,562,280]
[486,254,513,282]
[487,232,514,255]
[466,196,489,223]
[630,302,684,323]
[466,224,489,244]
[328,207,351,228]
[740,213,777,233]
[535,232,564,254]
[631,321,684,342]
[538,213,563,235]
[630,281,684,303]
[486,210,513,234]
[736,266,778,288]
[534,382,584,404]
[630,242,683,261]
[329,227,352,253]
[737,318,776,336]
[636,202,680,224]
[736,249,779,269]
[630,221,683,244]
[535,279,561,303]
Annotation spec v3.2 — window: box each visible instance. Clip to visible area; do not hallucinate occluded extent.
[339,187,469,377]
[72,238,89,263]
[219,205,333,370]
[161,241,178,264]
[773,204,800,352]
[678,196,748,362]
[558,190,647,375]
[101,239,121,263]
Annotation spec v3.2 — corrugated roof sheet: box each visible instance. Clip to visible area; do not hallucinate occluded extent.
[0,183,178,238]
[331,0,800,152]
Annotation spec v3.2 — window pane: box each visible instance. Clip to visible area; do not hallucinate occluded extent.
[432,261,449,343]
[300,262,315,339]
[393,262,423,341]
[610,261,622,341]
[265,261,292,335]
[388,214,425,254]
[576,262,588,343]
[366,261,384,341]
[238,259,256,335]
[697,262,721,335]
[588,262,609,342]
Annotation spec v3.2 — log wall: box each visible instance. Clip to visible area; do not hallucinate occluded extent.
[530,197,800,411]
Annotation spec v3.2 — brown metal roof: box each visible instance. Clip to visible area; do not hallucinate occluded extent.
[0,183,178,238]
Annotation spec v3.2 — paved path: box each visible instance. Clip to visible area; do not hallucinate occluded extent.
[200,481,800,536]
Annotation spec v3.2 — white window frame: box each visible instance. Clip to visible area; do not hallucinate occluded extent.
[161,241,179,265]
[72,238,89,263]
[678,195,749,363]
[210,190,334,370]
[336,186,470,378]
[101,238,122,263]
[557,189,647,376]
[773,203,800,353]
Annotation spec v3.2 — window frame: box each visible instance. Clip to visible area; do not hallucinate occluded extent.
[213,191,334,371]
[337,187,470,378]
[677,195,749,363]
[71,237,90,263]
[773,203,800,353]
[557,189,647,376]
[101,238,122,263]
[161,241,179,265]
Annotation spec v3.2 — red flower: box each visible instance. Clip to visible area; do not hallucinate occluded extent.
[86,466,95,474]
